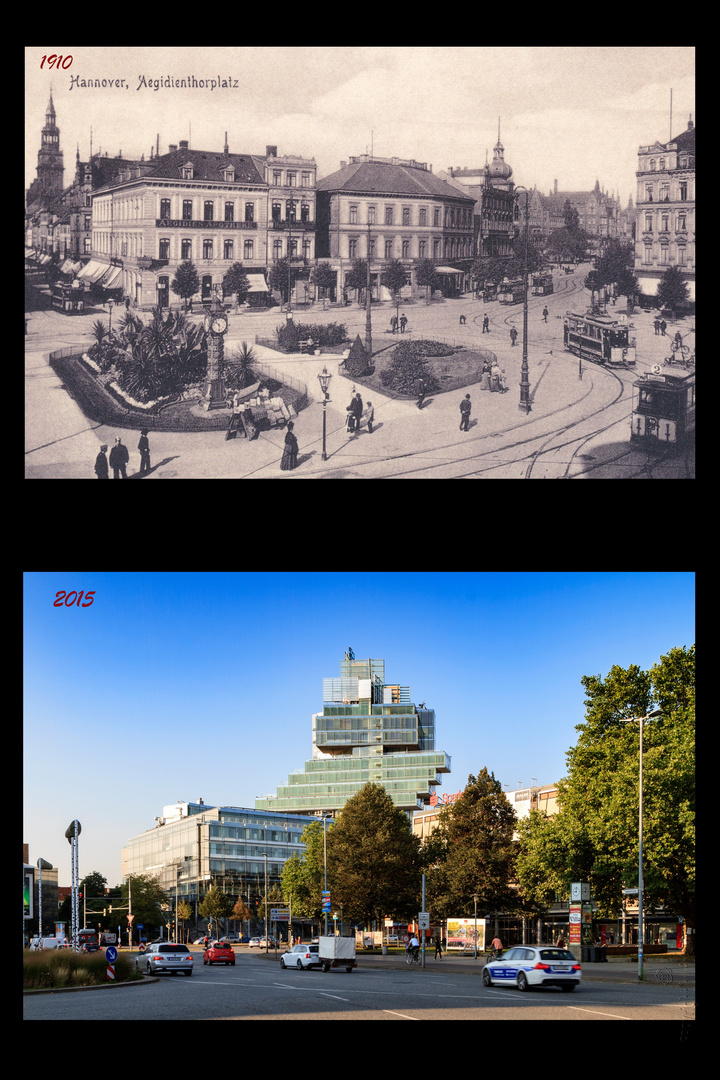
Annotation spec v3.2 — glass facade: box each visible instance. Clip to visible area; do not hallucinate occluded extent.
[121,802,310,906]
[256,650,451,815]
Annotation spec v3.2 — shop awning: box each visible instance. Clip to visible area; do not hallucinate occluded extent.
[434,265,464,275]
[76,260,109,282]
[101,265,123,289]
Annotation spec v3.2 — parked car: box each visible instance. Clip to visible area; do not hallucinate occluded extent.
[135,943,194,977]
[249,937,276,948]
[482,946,581,992]
[203,941,235,966]
[280,944,321,970]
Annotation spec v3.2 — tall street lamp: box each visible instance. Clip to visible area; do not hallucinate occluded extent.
[317,366,332,461]
[619,708,662,980]
[512,186,532,414]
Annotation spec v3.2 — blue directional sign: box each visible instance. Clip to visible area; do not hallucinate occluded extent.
[105,946,118,963]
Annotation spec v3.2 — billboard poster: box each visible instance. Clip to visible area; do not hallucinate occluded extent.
[446,917,485,951]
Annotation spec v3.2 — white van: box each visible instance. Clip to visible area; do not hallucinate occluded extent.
[29,936,60,951]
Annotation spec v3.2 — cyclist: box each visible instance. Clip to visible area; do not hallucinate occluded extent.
[490,934,503,959]
[406,934,420,963]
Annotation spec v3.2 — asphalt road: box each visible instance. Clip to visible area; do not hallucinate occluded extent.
[23,951,696,1021]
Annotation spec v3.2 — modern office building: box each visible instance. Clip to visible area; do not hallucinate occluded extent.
[121,799,310,909]
[255,649,451,816]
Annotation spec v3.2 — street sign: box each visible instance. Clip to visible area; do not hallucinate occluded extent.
[418,912,430,930]
[105,945,118,963]
[321,891,331,913]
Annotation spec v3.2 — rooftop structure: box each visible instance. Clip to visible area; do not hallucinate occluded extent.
[256,648,451,816]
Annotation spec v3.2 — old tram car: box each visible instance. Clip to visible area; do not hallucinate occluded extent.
[630,366,695,449]
[51,282,85,314]
[498,278,525,305]
[531,272,554,296]
[563,311,636,367]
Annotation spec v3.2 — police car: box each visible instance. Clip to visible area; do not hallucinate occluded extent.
[482,946,581,992]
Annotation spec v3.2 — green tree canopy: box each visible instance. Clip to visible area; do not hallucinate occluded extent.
[423,767,518,920]
[516,645,695,951]
[326,783,422,927]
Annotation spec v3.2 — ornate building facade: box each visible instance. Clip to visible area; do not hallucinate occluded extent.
[316,155,475,298]
[634,117,695,302]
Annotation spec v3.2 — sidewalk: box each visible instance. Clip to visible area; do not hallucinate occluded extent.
[338,950,696,985]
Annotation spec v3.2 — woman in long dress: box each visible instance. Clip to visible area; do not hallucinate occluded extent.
[280,421,299,470]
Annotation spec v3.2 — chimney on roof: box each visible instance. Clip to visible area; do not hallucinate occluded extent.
[168,144,177,153]
[554,179,558,195]
[688,114,693,130]
[266,145,277,158]
[224,132,229,157]
[179,140,188,150]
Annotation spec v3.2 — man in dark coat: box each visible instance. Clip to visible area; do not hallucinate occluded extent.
[109,437,130,479]
[459,394,472,431]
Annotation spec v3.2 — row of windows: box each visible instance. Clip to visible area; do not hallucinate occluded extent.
[639,244,692,266]
[642,211,692,233]
[157,198,314,223]
[345,236,473,260]
[346,203,472,228]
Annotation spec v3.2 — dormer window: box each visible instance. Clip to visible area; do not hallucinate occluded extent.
[181,162,194,180]
[222,165,235,182]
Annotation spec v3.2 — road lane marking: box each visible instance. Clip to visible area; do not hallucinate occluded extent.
[384,1009,420,1019]
[567,1006,630,1019]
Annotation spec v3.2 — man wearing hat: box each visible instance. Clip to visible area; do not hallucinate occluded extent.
[138,430,151,476]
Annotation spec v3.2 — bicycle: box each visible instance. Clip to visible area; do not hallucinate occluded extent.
[665,339,694,369]
[406,947,421,966]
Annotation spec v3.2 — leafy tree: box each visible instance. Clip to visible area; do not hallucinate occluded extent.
[199,884,234,939]
[313,261,336,301]
[383,258,409,327]
[656,265,690,317]
[223,262,251,306]
[326,783,422,927]
[416,257,438,301]
[170,259,200,310]
[121,874,168,938]
[282,819,327,922]
[516,646,695,951]
[423,768,518,920]
[344,258,369,304]
[380,340,440,396]
[176,899,193,943]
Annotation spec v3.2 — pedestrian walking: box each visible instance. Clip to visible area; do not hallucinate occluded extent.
[416,377,426,410]
[353,391,364,433]
[660,319,667,336]
[542,306,549,323]
[556,933,565,948]
[654,318,661,335]
[138,429,151,475]
[510,326,518,347]
[94,444,109,479]
[346,400,356,434]
[480,365,491,391]
[390,314,398,334]
[400,313,407,333]
[280,420,299,470]
[434,935,443,961]
[482,314,490,333]
[459,393,471,431]
[459,314,466,325]
[109,436,129,479]
[490,361,500,393]
[499,368,508,393]
[363,400,374,433]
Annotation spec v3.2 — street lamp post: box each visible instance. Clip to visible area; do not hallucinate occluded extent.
[620,708,662,980]
[513,187,532,414]
[317,366,332,461]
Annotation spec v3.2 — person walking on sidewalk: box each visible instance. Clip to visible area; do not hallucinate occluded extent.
[138,429,151,475]
[434,934,443,961]
[459,394,472,431]
[510,326,518,347]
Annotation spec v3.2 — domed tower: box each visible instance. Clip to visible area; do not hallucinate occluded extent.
[486,118,513,192]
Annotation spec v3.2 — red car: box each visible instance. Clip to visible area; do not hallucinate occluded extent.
[203,940,235,966]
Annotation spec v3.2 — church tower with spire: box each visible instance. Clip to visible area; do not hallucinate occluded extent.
[27,90,65,205]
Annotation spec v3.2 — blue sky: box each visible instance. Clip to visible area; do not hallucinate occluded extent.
[23,572,694,887]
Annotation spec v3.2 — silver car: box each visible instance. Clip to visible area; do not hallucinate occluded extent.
[136,943,194,977]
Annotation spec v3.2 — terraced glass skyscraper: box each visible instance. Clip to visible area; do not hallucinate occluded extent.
[255,649,451,816]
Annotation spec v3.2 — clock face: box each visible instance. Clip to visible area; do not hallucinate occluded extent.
[212,316,227,334]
